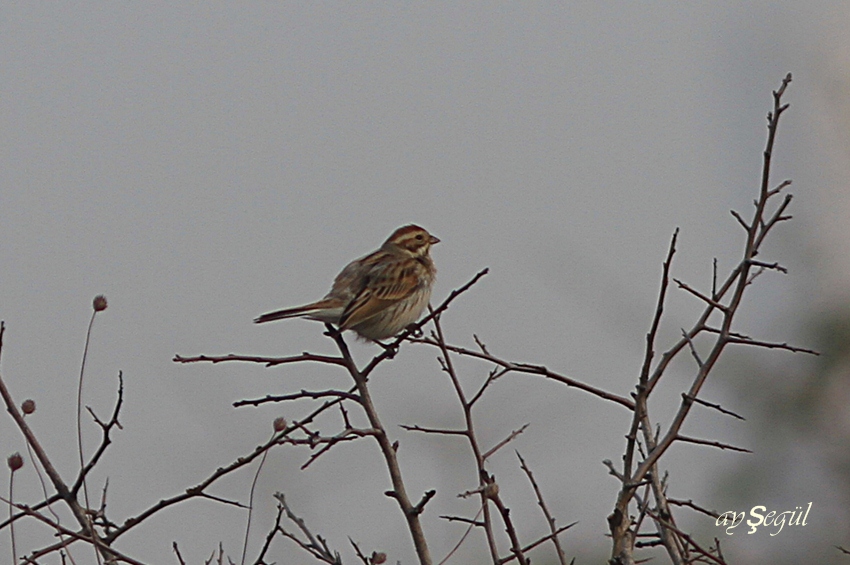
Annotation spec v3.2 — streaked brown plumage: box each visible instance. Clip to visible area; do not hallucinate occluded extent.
[255,225,439,340]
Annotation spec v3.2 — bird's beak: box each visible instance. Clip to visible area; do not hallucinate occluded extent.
[430,235,440,245]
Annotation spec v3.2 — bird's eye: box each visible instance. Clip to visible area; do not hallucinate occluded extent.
[416,234,424,241]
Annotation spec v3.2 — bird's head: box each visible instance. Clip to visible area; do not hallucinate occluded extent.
[383,224,440,257]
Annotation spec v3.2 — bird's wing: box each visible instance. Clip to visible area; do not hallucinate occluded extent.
[338,258,421,329]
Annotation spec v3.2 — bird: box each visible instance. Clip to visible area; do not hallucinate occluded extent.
[255,224,439,341]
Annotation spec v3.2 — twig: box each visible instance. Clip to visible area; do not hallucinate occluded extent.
[173,542,187,565]
[325,326,433,565]
[684,394,746,421]
[274,493,341,564]
[234,388,361,408]
[440,514,484,527]
[673,279,729,312]
[400,424,466,436]
[667,498,720,520]
[437,505,484,565]
[730,209,749,231]
[497,523,577,564]
[682,329,704,368]
[412,490,437,516]
[174,352,347,368]
[408,338,634,410]
[516,451,569,565]
[482,424,529,461]
[426,310,500,563]
[675,435,751,453]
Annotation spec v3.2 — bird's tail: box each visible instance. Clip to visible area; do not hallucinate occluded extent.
[254,299,342,324]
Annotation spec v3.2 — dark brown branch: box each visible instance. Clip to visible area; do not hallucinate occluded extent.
[720,335,818,355]
[497,522,577,564]
[482,424,529,461]
[400,424,466,436]
[767,179,792,197]
[348,538,371,565]
[0,323,96,544]
[747,259,788,274]
[469,367,509,407]
[516,451,569,565]
[101,415,319,545]
[173,352,347,368]
[297,427,380,470]
[325,326,433,565]
[72,372,125,496]
[273,493,342,565]
[643,508,727,565]
[172,542,187,565]
[409,338,634,410]
[4,497,144,565]
[254,503,286,564]
[684,394,746,421]
[667,498,721,520]
[426,312,501,562]
[730,210,750,231]
[412,490,437,516]
[490,494,529,565]
[682,329,704,368]
[675,435,752,453]
[440,514,484,527]
[673,279,729,312]
[234,388,361,408]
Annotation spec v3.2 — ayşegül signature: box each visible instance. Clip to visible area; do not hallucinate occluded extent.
[716,502,811,536]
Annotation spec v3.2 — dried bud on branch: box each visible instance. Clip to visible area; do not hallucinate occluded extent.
[21,399,36,415]
[7,452,23,471]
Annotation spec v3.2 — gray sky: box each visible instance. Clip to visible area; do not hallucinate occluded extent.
[1,3,848,563]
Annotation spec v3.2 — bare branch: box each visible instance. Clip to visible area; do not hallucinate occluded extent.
[675,435,752,453]
[436,505,485,565]
[490,493,530,565]
[725,336,818,355]
[234,388,361,408]
[667,498,721,520]
[324,326,433,565]
[730,209,750,231]
[682,329,704,368]
[747,259,788,274]
[297,428,380,470]
[497,523,577,565]
[172,542,187,565]
[517,451,570,565]
[274,493,342,565]
[409,338,634,410]
[644,508,727,565]
[469,367,509,407]
[440,514,484,527]
[174,352,347,368]
[674,279,729,312]
[684,394,746,421]
[483,424,529,461]
[412,490,437,516]
[400,424,466,436]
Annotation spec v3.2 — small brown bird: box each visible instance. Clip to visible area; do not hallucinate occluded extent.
[255,225,439,340]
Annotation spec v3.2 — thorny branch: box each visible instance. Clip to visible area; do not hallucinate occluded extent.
[0,76,817,565]
[607,73,816,565]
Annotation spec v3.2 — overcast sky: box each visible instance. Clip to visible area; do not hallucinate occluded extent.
[1,3,849,564]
